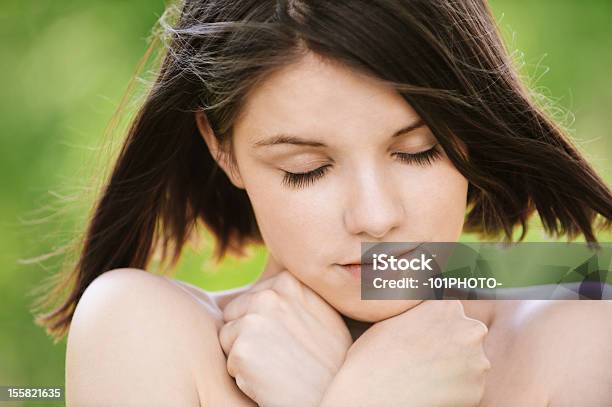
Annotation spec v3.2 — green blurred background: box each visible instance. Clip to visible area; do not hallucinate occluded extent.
[1,1,610,405]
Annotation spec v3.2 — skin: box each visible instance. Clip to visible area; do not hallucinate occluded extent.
[206,52,469,322]
[66,53,612,406]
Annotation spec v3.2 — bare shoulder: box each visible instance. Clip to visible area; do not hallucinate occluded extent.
[66,268,255,407]
[512,300,612,406]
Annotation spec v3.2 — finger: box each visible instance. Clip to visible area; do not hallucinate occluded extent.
[416,299,465,315]
[463,316,489,334]
[218,319,240,356]
[238,270,290,295]
[223,293,253,322]
[234,374,257,402]
[223,289,280,322]
[220,314,267,362]
[245,275,279,294]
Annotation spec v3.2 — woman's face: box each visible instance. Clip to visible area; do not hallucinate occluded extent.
[205,53,468,321]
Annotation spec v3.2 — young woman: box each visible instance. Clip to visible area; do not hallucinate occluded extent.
[37,0,612,405]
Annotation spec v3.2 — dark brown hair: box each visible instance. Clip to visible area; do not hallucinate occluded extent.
[37,0,612,339]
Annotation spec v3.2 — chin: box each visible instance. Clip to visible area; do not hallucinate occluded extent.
[339,299,424,322]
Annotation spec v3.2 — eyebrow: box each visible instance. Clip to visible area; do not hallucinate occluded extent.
[252,119,426,148]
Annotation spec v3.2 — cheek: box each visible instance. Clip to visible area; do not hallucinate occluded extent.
[243,177,335,271]
[400,158,468,240]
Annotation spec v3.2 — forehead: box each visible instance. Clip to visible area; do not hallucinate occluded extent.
[232,53,421,145]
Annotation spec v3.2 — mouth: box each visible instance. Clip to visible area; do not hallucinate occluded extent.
[336,242,425,279]
[337,263,373,279]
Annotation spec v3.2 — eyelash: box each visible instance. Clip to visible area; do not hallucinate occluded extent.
[281,144,442,189]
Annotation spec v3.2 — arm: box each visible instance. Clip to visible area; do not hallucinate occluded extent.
[320,301,490,407]
[541,301,612,407]
[221,267,490,407]
[66,268,253,407]
[218,270,352,407]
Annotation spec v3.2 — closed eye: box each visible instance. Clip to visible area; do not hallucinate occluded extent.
[282,165,331,189]
[393,144,441,166]
[281,144,442,189]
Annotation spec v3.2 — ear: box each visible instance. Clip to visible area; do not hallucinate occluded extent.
[195,111,245,189]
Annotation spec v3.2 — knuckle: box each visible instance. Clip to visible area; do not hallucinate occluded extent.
[235,375,256,402]
[470,351,491,375]
[222,304,234,322]
[241,313,264,330]
[218,323,232,351]
[226,353,238,377]
[235,374,246,390]
[251,289,279,308]
[273,271,291,288]
[461,374,487,406]
[458,326,487,347]
[273,270,299,291]
[476,322,489,337]
[475,372,488,400]
[465,318,489,339]
[445,300,465,315]
[230,338,250,364]
[479,354,492,372]
[223,293,248,321]
[470,384,486,406]
[426,300,465,317]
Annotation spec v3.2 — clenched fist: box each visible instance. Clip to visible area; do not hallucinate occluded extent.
[219,261,352,407]
[321,300,491,406]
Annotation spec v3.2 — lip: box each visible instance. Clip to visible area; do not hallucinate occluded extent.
[337,263,370,279]
[338,242,425,266]
[336,242,425,279]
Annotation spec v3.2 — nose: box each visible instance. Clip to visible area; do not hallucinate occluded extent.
[342,164,405,240]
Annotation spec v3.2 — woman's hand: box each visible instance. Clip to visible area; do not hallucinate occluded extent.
[321,300,491,406]
[218,258,352,407]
